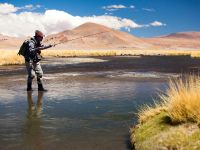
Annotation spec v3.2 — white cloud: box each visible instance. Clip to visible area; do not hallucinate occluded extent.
[0,3,166,37]
[0,3,18,14]
[24,4,33,9]
[36,5,41,8]
[20,4,42,11]
[0,3,41,15]
[104,12,113,15]
[142,8,155,12]
[150,21,166,27]
[102,4,135,11]
[130,5,135,9]
[0,7,143,37]
[102,4,127,11]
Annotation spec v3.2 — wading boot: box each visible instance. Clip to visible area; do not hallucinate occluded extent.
[27,82,33,91]
[38,84,48,92]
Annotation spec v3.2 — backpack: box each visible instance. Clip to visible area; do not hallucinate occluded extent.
[18,40,30,56]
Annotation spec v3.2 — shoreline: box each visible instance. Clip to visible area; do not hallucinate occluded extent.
[1,49,200,66]
[1,55,200,76]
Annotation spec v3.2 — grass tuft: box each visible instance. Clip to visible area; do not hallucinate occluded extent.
[132,75,200,150]
[138,75,200,124]
[162,75,200,123]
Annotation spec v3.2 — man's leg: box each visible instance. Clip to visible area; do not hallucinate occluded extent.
[34,62,47,91]
[25,61,35,91]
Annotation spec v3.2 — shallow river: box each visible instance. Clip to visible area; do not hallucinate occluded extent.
[0,56,199,150]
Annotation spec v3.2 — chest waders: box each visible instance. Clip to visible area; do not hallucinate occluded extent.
[25,39,47,92]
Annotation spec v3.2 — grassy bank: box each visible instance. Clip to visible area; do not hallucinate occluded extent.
[131,75,200,150]
[1,50,24,65]
[42,49,200,58]
[1,49,200,65]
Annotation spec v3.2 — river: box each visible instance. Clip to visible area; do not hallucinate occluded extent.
[0,56,199,150]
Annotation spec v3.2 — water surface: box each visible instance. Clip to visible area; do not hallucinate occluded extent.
[1,56,198,150]
[0,70,172,150]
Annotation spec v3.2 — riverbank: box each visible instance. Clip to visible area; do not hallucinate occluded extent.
[1,49,200,65]
[131,75,200,150]
[1,55,200,77]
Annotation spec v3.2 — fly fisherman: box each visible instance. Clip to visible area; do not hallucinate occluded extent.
[24,30,54,91]
[18,29,109,91]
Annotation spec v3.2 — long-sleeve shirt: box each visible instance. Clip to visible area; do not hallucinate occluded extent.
[25,36,51,62]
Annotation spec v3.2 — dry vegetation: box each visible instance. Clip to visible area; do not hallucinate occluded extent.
[138,75,200,124]
[162,76,200,123]
[132,75,200,150]
[1,49,200,65]
[1,50,24,65]
[42,49,200,58]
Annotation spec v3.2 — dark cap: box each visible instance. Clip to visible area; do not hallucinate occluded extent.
[35,30,44,37]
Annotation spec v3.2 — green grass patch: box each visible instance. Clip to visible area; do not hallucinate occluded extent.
[132,111,200,150]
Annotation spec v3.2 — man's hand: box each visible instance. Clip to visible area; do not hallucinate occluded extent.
[49,44,56,47]
[46,44,55,48]
[37,50,41,54]
[36,44,55,51]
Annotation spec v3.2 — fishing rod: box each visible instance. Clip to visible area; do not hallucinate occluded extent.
[53,30,110,46]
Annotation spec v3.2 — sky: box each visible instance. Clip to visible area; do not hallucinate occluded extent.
[0,0,200,37]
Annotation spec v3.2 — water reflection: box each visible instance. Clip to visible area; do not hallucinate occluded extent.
[27,91,44,117]
[0,72,168,150]
[23,91,45,150]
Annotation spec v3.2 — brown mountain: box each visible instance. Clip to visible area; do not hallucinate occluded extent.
[1,23,200,50]
[44,22,152,49]
[163,32,200,40]
[143,31,200,50]
[0,34,23,50]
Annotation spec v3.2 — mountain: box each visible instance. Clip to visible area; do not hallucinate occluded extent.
[0,34,23,50]
[44,22,152,49]
[163,32,200,40]
[0,23,200,50]
[143,31,200,50]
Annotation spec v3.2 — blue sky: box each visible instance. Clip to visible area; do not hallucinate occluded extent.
[0,0,200,37]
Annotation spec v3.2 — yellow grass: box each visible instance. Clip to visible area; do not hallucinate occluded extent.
[42,49,200,58]
[42,49,117,57]
[138,75,200,124]
[1,50,24,65]
[0,49,200,65]
[162,75,200,123]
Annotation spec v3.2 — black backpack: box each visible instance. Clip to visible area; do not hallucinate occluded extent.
[18,39,30,56]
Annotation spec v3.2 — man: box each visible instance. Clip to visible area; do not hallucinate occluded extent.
[25,30,53,91]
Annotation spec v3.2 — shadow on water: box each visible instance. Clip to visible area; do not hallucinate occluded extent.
[27,91,44,115]
[125,134,134,150]
[43,55,200,74]
[1,55,200,76]
[23,91,45,150]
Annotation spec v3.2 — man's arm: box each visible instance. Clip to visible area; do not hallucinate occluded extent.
[28,42,53,55]
[35,44,53,51]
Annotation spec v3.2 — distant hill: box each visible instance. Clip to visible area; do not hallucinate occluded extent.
[163,32,200,40]
[44,22,151,49]
[0,34,23,50]
[143,31,200,50]
[1,22,200,50]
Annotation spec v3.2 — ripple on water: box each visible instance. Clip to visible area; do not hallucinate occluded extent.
[107,71,180,79]
[0,70,171,150]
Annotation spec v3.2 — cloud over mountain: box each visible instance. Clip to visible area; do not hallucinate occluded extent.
[0,3,166,37]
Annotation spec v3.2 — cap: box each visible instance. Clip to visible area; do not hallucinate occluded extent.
[35,30,44,37]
